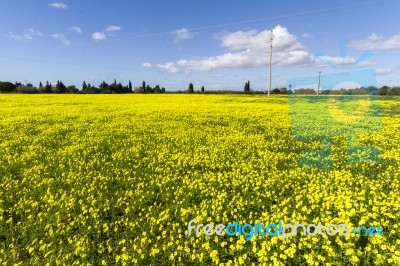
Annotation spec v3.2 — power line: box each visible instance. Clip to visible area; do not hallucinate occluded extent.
[0,0,392,72]
[73,0,390,45]
[0,55,145,71]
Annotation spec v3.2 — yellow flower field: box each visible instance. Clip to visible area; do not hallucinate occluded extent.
[0,94,399,265]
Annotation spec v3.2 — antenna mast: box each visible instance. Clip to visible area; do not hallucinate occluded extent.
[318,71,321,96]
[268,28,273,97]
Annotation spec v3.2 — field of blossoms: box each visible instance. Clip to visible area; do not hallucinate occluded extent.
[0,94,399,265]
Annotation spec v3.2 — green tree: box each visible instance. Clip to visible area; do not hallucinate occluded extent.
[99,81,108,89]
[44,81,52,93]
[116,83,123,93]
[55,80,67,93]
[54,81,61,93]
[82,81,88,91]
[272,88,280,94]
[142,81,146,93]
[0,81,16,92]
[244,81,250,92]
[146,85,153,93]
[108,82,116,93]
[128,80,133,93]
[379,86,390,95]
[154,85,161,93]
[201,86,205,93]
[37,82,44,93]
[188,83,194,93]
[67,85,78,93]
[100,81,110,93]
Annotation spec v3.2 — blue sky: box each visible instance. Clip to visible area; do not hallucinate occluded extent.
[1,0,399,90]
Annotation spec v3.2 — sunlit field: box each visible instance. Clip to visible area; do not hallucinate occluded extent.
[0,94,399,265]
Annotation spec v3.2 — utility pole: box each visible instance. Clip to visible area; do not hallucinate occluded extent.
[268,29,273,97]
[317,71,321,96]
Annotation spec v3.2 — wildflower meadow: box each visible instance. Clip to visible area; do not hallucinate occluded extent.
[0,94,399,265]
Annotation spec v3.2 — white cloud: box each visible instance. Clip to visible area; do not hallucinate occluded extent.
[316,55,356,66]
[177,50,264,71]
[302,33,313,39]
[353,60,377,68]
[6,28,43,41]
[349,33,400,51]
[105,25,123,32]
[91,26,122,42]
[170,26,314,71]
[156,62,179,73]
[51,33,71,46]
[71,27,82,34]
[174,28,196,41]
[216,26,308,53]
[154,25,380,72]
[92,32,107,41]
[376,68,392,75]
[49,2,68,9]
[142,62,152,68]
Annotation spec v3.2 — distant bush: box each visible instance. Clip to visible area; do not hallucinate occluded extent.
[85,87,100,94]
[272,88,281,94]
[295,88,316,95]
[15,86,37,94]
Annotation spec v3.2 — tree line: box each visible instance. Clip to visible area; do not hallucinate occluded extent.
[244,82,400,95]
[292,86,400,95]
[1,79,400,95]
[0,80,167,94]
